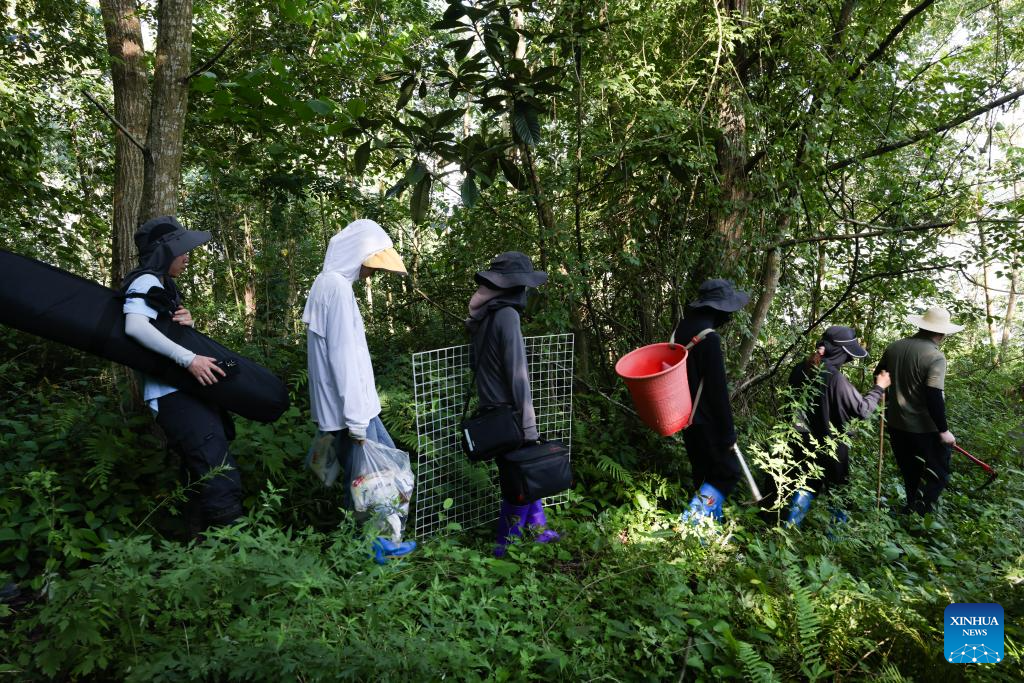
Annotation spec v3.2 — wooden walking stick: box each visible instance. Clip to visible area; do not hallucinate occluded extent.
[876,394,885,509]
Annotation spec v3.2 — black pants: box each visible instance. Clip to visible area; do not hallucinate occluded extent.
[156,391,242,529]
[789,432,850,496]
[681,423,740,496]
[888,428,951,514]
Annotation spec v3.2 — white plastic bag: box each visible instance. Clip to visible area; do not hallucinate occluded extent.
[306,430,341,488]
[350,439,415,542]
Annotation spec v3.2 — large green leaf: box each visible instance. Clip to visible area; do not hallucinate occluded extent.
[410,174,432,224]
[353,140,371,175]
[498,156,528,191]
[306,98,333,115]
[397,77,416,110]
[461,173,479,208]
[512,100,541,146]
[346,99,367,119]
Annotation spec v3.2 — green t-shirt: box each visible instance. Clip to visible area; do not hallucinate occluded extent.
[875,332,947,433]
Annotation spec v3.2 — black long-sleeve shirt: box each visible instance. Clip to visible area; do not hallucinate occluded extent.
[471,306,539,441]
[672,314,735,447]
[788,360,884,440]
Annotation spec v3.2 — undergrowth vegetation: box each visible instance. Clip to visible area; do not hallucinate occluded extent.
[1,333,1021,681]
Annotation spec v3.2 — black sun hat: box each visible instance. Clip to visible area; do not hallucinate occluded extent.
[819,325,868,359]
[689,278,750,312]
[475,251,548,289]
[134,216,212,260]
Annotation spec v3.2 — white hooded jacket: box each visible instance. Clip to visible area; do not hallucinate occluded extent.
[302,219,393,436]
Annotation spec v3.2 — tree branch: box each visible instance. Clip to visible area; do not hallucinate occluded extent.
[82,89,149,156]
[772,219,953,248]
[826,86,1024,172]
[184,35,237,81]
[731,263,951,399]
[848,0,936,81]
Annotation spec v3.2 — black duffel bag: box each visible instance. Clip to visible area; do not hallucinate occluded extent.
[0,249,289,423]
[461,404,524,462]
[498,440,573,504]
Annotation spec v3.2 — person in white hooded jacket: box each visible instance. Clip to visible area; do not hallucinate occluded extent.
[302,219,416,561]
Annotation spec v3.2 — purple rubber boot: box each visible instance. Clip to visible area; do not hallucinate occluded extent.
[525,500,561,544]
[494,501,530,557]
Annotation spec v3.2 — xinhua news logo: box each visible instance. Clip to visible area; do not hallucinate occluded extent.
[944,603,1003,664]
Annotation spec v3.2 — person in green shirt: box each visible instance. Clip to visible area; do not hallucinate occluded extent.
[874,307,963,515]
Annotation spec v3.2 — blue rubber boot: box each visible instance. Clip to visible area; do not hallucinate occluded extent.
[680,483,725,525]
[826,508,849,541]
[494,501,530,557]
[525,500,561,544]
[372,537,417,565]
[786,490,815,527]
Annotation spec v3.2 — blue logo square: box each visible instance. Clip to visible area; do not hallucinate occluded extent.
[944,603,1004,664]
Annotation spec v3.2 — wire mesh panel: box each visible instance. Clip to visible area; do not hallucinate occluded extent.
[411,333,574,538]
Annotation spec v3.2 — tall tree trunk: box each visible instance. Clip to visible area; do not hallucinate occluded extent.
[977,222,998,356]
[999,266,1019,365]
[140,0,193,221]
[99,0,150,285]
[243,212,257,340]
[707,0,750,279]
[736,245,781,376]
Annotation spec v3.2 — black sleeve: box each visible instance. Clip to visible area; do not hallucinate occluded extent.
[833,374,884,421]
[700,334,736,447]
[873,348,888,375]
[925,386,948,433]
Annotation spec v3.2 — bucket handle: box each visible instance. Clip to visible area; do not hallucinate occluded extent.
[669,326,715,350]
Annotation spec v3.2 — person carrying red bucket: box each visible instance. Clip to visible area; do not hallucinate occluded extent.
[616,279,750,524]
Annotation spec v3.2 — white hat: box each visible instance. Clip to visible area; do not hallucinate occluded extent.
[907,306,964,335]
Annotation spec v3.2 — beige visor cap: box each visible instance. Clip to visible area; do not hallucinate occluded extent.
[362,247,408,275]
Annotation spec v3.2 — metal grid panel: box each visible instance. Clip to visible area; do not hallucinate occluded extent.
[411,333,574,538]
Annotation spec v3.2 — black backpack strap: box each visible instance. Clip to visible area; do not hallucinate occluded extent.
[461,311,500,420]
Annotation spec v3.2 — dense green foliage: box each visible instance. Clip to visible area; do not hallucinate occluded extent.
[2,0,1024,680]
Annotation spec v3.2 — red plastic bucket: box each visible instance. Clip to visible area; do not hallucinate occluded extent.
[615,343,692,436]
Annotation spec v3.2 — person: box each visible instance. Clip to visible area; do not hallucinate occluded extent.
[121,216,239,534]
[671,278,750,523]
[302,218,416,562]
[468,252,559,556]
[784,326,891,526]
[874,306,963,515]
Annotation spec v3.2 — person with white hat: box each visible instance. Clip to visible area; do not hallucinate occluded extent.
[302,218,416,561]
[874,306,964,515]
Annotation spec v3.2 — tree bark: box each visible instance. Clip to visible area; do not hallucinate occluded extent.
[99,0,150,285]
[999,266,1019,365]
[736,245,781,376]
[707,0,751,278]
[140,0,193,221]
[978,222,998,355]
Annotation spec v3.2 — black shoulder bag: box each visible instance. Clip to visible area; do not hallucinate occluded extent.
[460,312,524,462]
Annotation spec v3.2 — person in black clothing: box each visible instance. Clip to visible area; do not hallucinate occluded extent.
[784,326,890,526]
[120,216,238,535]
[467,252,559,556]
[672,279,749,523]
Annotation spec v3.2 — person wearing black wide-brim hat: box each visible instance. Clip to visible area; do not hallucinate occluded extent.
[467,252,559,556]
[784,326,891,527]
[121,216,239,534]
[670,279,750,523]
